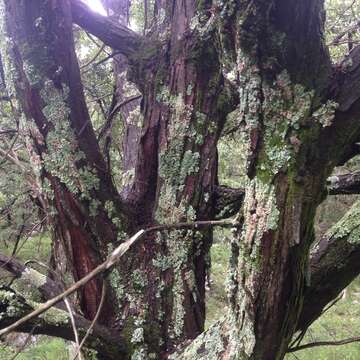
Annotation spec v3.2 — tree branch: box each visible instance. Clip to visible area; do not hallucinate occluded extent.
[214,171,360,222]
[327,171,360,194]
[328,20,360,47]
[0,254,63,303]
[297,199,360,333]
[71,0,142,57]
[213,185,245,219]
[322,45,360,166]
[288,335,360,353]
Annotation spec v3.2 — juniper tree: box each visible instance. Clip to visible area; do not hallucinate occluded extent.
[0,0,360,359]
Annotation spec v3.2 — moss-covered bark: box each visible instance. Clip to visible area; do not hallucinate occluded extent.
[0,0,126,325]
[2,1,360,359]
[0,287,127,360]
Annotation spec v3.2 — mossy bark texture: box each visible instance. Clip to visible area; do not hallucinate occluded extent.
[1,1,360,360]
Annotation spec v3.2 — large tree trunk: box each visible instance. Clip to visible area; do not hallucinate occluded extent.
[103,1,237,355]
[0,0,235,357]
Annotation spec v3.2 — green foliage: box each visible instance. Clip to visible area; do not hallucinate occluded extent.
[0,234,51,263]
[0,337,68,360]
[286,278,360,360]
[205,241,230,330]
[217,137,246,189]
[325,0,360,62]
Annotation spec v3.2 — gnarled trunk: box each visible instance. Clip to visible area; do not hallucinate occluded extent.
[2,1,360,359]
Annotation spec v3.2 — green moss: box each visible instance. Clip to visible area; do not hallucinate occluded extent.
[39,306,69,326]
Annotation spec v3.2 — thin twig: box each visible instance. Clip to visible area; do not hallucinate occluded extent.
[24,260,82,359]
[288,335,360,353]
[328,21,360,46]
[9,325,37,360]
[80,44,105,70]
[0,230,143,338]
[72,281,106,360]
[82,51,121,73]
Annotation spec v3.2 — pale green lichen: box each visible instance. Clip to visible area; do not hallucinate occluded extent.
[41,81,100,199]
[171,274,186,339]
[169,318,230,359]
[186,84,193,96]
[131,348,147,360]
[121,168,135,188]
[152,254,172,272]
[259,70,314,177]
[21,268,47,288]
[325,199,360,244]
[131,327,145,344]
[312,100,338,127]
[11,268,48,303]
[0,290,28,320]
[180,151,200,181]
[132,269,148,291]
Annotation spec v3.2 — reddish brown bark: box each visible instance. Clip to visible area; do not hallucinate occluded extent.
[2,1,360,359]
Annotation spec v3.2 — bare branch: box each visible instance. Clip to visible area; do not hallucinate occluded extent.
[71,0,142,57]
[328,20,360,47]
[297,199,360,333]
[0,287,127,360]
[327,171,360,194]
[288,335,360,353]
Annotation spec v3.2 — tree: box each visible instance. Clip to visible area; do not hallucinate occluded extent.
[0,0,360,359]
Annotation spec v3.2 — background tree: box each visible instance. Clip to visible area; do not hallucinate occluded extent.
[0,0,360,359]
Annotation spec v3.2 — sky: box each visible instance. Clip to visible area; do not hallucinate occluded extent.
[83,0,107,16]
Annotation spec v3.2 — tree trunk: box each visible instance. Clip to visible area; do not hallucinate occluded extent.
[1,0,235,357]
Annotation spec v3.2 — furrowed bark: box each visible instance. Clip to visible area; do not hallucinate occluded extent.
[94,1,238,356]
[170,198,360,358]
[218,1,335,358]
[2,1,360,359]
[0,0,127,322]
